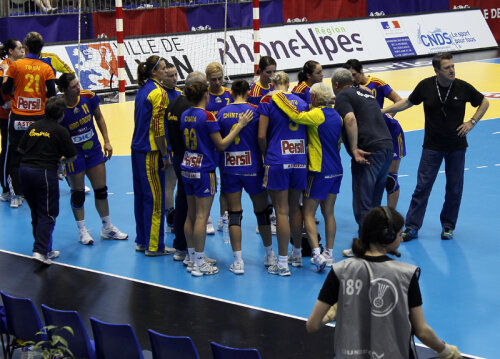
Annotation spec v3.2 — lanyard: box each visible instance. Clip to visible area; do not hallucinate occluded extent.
[436,78,453,118]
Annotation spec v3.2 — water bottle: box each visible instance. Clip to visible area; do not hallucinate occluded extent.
[222,215,230,244]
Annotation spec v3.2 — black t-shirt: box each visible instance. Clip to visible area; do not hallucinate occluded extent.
[408,77,484,151]
[18,119,77,171]
[166,95,191,156]
[334,87,393,155]
[318,255,423,308]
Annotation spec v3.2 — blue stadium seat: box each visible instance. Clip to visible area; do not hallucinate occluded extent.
[210,341,262,359]
[148,329,200,359]
[90,317,144,359]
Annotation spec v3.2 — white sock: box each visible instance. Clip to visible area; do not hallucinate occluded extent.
[195,252,205,267]
[233,250,242,262]
[312,247,321,256]
[76,220,85,231]
[101,216,112,229]
[325,248,333,257]
[293,247,302,258]
[188,248,195,261]
[278,255,288,268]
[264,245,273,256]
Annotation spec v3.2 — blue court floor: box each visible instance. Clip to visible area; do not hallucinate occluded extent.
[1,61,500,358]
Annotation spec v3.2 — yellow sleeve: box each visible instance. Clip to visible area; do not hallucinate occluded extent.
[272,92,324,126]
[45,53,75,74]
[148,87,167,138]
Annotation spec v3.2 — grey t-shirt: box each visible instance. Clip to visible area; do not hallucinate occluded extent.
[335,87,393,156]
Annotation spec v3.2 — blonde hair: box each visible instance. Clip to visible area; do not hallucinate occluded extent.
[271,71,289,86]
[310,83,333,105]
[205,62,223,77]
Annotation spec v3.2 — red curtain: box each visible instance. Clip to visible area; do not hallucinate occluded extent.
[282,0,367,23]
[92,7,189,38]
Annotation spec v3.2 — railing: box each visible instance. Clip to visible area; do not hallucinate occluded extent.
[1,0,258,17]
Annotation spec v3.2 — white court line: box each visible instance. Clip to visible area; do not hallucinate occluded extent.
[476,166,487,169]
[0,249,308,323]
[126,192,134,195]
[464,168,469,171]
[493,131,500,134]
[495,164,500,166]
[439,170,445,174]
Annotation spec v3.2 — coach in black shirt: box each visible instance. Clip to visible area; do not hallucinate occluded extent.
[333,68,393,231]
[382,53,489,241]
[166,71,207,255]
[18,95,77,265]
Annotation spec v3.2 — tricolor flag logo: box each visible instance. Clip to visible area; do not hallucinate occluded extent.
[381,21,401,30]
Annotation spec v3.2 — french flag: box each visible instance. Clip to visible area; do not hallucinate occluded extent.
[381,21,401,30]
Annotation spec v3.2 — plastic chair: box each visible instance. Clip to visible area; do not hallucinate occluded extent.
[41,304,96,359]
[90,317,144,359]
[0,305,10,359]
[148,329,200,359]
[0,291,47,359]
[210,341,262,359]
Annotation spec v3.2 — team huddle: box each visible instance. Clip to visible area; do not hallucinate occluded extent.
[131,54,411,278]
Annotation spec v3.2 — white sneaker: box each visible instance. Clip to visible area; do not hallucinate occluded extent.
[101,225,128,240]
[267,264,291,276]
[323,253,334,267]
[84,186,91,194]
[145,247,175,256]
[79,229,94,245]
[135,244,146,252]
[10,195,22,208]
[288,253,303,267]
[173,249,187,261]
[33,252,52,265]
[264,251,277,267]
[206,216,215,235]
[342,248,354,257]
[0,192,11,202]
[47,250,60,259]
[311,253,327,272]
[191,261,219,276]
[217,211,228,232]
[229,260,244,274]
[184,257,194,272]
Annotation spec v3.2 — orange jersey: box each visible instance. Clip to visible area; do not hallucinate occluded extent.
[6,55,55,116]
[0,58,13,119]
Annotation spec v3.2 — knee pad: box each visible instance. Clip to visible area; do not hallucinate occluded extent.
[255,205,272,226]
[70,189,85,209]
[228,210,243,227]
[386,173,400,194]
[94,186,108,200]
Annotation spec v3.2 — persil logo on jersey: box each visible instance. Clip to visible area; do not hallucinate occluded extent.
[13,120,34,130]
[281,139,305,155]
[71,129,94,144]
[17,97,41,111]
[182,151,203,168]
[225,151,251,167]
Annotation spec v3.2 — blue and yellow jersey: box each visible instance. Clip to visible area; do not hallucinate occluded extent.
[217,102,262,174]
[292,81,311,106]
[60,90,101,152]
[272,92,343,175]
[257,92,307,166]
[206,86,233,115]
[180,107,220,172]
[132,78,167,152]
[40,52,75,76]
[248,81,273,106]
[362,75,393,108]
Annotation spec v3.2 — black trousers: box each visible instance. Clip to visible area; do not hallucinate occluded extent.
[19,166,59,255]
[172,153,187,251]
[0,118,7,193]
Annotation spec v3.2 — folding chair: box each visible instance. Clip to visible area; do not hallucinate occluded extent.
[41,304,96,359]
[210,341,262,359]
[148,329,200,359]
[90,317,144,359]
[0,291,46,359]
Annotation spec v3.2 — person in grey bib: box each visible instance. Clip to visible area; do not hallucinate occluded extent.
[306,206,462,359]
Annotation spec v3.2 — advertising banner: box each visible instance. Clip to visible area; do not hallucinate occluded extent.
[43,9,496,92]
[449,0,500,44]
